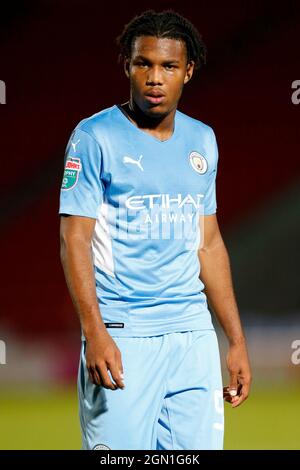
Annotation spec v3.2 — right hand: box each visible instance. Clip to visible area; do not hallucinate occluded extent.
[85,329,125,390]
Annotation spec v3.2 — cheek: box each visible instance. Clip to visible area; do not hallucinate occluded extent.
[130,75,144,92]
[170,81,184,97]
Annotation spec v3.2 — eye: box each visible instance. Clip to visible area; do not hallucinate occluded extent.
[165,64,175,70]
[137,61,148,67]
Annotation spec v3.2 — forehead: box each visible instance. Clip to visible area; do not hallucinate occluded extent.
[132,35,187,60]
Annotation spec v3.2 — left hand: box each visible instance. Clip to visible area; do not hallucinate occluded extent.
[223,339,252,408]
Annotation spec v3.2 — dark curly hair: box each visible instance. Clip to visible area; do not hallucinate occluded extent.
[115,9,207,74]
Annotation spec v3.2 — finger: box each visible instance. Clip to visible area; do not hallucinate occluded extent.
[231,394,245,407]
[231,387,249,408]
[224,383,243,404]
[241,378,251,397]
[117,357,125,387]
[93,366,104,386]
[88,369,95,385]
[119,358,124,379]
[115,350,125,385]
[109,362,125,389]
[224,391,238,404]
[229,372,239,396]
[224,395,233,403]
[96,364,117,390]
[233,381,250,406]
[88,366,103,386]
[223,385,234,398]
[107,354,125,389]
[88,368,98,386]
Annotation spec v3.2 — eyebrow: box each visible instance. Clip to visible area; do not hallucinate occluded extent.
[134,55,180,64]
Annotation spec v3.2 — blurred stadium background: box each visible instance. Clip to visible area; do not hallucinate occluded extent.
[0,0,299,449]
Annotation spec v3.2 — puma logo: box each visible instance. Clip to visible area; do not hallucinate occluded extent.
[123,155,144,171]
[71,139,80,152]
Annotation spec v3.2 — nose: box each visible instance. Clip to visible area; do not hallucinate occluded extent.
[146,65,163,85]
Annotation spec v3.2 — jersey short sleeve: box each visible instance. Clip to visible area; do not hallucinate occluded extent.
[58,127,104,218]
[203,129,219,215]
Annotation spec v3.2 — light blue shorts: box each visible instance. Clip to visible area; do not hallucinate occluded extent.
[77,328,224,450]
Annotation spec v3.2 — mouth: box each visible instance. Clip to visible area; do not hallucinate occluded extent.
[144,95,165,105]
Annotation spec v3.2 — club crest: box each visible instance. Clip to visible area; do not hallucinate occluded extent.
[189,151,208,174]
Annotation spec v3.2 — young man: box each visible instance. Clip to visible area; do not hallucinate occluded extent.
[59,9,251,450]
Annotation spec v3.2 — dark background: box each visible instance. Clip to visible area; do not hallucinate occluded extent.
[1,0,299,338]
[0,0,299,449]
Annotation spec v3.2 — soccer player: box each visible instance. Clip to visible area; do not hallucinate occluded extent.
[59,9,251,450]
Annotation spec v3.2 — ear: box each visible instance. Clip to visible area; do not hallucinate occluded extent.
[124,58,130,79]
[184,60,195,84]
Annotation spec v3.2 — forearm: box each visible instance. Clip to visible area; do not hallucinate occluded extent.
[198,238,245,346]
[60,236,106,338]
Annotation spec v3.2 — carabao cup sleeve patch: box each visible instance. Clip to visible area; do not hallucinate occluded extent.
[58,127,104,219]
[61,156,82,190]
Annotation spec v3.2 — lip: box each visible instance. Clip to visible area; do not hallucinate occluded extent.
[145,95,165,104]
[145,89,165,104]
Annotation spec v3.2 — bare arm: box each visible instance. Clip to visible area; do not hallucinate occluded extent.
[60,214,125,390]
[198,213,252,407]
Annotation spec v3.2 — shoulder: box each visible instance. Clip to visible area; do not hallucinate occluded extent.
[176,108,217,144]
[72,104,118,142]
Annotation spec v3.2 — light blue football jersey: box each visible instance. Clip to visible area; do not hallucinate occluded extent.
[59,104,219,337]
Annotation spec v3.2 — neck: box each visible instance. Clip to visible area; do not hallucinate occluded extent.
[120,98,176,139]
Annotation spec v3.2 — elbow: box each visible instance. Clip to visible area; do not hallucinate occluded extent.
[199,236,225,256]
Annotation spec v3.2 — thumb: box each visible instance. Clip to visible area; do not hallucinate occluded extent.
[229,371,238,396]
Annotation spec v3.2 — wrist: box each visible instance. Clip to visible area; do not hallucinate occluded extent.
[228,335,246,347]
[82,319,107,340]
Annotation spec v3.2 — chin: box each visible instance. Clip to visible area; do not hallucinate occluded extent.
[143,104,168,117]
